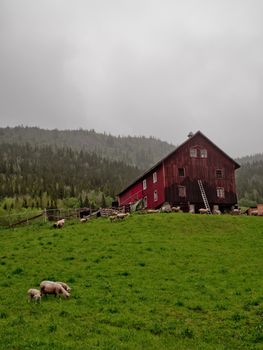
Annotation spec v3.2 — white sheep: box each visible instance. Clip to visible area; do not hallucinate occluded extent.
[116,213,130,220]
[40,281,70,298]
[27,288,41,303]
[232,208,241,215]
[56,281,71,292]
[40,280,71,292]
[199,208,209,214]
[109,215,117,222]
[171,206,181,212]
[213,209,221,215]
[53,218,65,228]
[146,209,160,214]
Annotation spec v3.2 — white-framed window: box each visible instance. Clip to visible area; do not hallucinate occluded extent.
[143,179,147,190]
[216,187,225,198]
[178,168,185,177]
[153,172,157,183]
[144,196,148,208]
[154,190,158,202]
[178,186,186,197]
[200,149,207,158]
[190,148,197,158]
[216,169,224,178]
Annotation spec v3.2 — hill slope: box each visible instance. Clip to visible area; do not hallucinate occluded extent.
[0,126,174,170]
[236,158,263,206]
[0,143,141,208]
[0,214,262,349]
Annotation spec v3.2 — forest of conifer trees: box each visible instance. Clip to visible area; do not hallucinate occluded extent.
[0,143,140,210]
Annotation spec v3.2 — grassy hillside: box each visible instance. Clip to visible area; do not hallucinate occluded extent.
[0,214,263,349]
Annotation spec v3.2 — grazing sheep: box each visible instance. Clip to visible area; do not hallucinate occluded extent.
[116,213,130,220]
[56,281,71,292]
[80,218,87,223]
[161,202,172,213]
[40,281,70,298]
[250,209,258,216]
[109,215,117,222]
[232,208,241,215]
[171,206,181,213]
[213,209,221,215]
[27,288,41,303]
[199,208,209,214]
[146,209,160,214]
[53,218,65,228]
[40,280,71,293]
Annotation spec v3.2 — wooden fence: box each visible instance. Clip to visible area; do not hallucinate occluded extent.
[0,205,130,228]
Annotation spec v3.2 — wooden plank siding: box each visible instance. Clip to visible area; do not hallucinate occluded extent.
[118,165,165,209]
[118,182,143,206]
[164,133,238,211]
[118,131,239,212]
[141,164,165,209]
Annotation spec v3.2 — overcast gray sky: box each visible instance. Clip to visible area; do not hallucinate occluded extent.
[1,0,263,157]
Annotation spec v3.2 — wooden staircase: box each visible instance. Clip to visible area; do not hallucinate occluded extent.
[197,179,212,214]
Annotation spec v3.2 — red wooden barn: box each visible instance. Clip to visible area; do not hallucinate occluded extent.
[117,131,240,213]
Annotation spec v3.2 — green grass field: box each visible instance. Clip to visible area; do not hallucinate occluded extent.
[0,213,263,349]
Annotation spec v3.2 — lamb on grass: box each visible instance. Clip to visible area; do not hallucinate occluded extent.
[40,281,70,298]
[27,288,41,302]
[53,218,65,228]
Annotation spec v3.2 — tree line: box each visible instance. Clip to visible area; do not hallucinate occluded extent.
[0,126,174,170]
[0,143,141,210]
[236,159,263,207]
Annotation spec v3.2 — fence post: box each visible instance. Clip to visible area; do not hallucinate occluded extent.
[44,208,47,223]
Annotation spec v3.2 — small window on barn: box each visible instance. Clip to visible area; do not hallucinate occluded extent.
[143,179,147,190]
[216,187,225,198]
[154,190,158,202]
[144,196,148,208]
[216,169,224,178]
[178,186,186,197]
[190,148,197,158]
[178,168,185,177]
[153,172,157,183]
[200,149,207,158]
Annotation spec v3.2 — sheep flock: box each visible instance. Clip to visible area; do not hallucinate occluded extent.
[27,280,71,303]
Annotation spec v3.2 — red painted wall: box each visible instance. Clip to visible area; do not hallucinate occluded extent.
[118,181,143,206]
[118,164,165,209]
[141,164,165,209]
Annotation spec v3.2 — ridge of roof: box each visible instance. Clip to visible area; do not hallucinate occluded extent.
[118,130,240,196]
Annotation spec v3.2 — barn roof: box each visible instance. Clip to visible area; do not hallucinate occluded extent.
[118,130,240,196]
